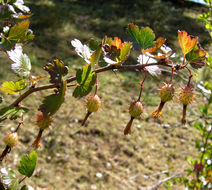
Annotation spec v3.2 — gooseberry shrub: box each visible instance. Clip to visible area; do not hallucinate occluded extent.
[0,0,211,189]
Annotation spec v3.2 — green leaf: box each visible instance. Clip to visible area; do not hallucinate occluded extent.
[18,151,37,178]
[186,43,206,69]
[73,64,96,98]
[8,20,30,42]
[0,5,14,19]
[102,37,131,65]
[88,39,99,51]
[0,168,20,190]
[127,23,155,50]
[44,59,69,84]
[0,106,28,122]
[89,44,102,67]
[194,122,204,133]
[119,42,131,63]
[39,80,66,116]
[0,80,27,94]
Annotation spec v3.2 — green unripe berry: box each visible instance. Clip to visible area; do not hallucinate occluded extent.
[159,83,175,102]
[86,95,101,113]
[37,112,52,130]
[4,132,18,147]
[129,101,143,118]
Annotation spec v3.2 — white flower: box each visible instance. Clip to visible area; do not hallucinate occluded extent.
[71,39,92,63]
[103,57,118,65]
[7,43,31,77]
[14,0,30,13]
[137,54,161,76]
[3,26,10,33]
[161,45,175,58]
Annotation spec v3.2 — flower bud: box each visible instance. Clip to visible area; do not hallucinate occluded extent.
[4,132,18,148]
[159,83,175,102]
[37,112,52,130]
[179,86,194,105]
[129,101,143,118]
[86,94,101,113]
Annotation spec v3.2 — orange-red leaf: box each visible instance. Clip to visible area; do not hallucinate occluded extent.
[178,30,198,55]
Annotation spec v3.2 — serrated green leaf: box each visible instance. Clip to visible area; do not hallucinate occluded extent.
[73,64,96,98]
[127,23,155,50]
[0,106,28,122]
[18,151,37,178]
[0,168,20,190]
[39,80,66,116]
[186,43,206,69]
[44,59,69,84]
[102,37,131,65]
[0,80,26,94]
[8,20,30,42]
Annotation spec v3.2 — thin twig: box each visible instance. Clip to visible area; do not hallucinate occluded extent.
[9,62,173,107]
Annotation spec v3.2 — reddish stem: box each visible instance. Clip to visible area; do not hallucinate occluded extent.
[81,112,91,126]
[94,77,98,95]
[14,114,24,132]
[137,68,147,101]
[181,104,187,124]
[124,117,134,135]
[32,130,43,149]
[152,101,165,118]
[185,66,193,87]
[169,66,175,84]
[0,146,11,162]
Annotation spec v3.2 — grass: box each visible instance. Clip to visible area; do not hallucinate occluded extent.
[0,0,211,189]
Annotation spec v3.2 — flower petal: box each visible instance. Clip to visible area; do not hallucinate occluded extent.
[137,54,161,76]
[71,39,92,63]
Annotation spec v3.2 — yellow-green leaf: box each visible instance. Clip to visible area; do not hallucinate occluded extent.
[178,30,198,55]
[18,151,37,178]
[0,80,26,94]
[8,20,30,42]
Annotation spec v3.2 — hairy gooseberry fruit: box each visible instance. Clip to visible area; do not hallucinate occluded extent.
[124,101,143,135]
[179,86,194,106]
[82,94,101,126]
[129,101,143,118]
[159,83,175,102]
[179,86,194,124]
[37,112,52,130]
[4,132,18,148]
[152,83,174,118]
[86,94,101,113]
